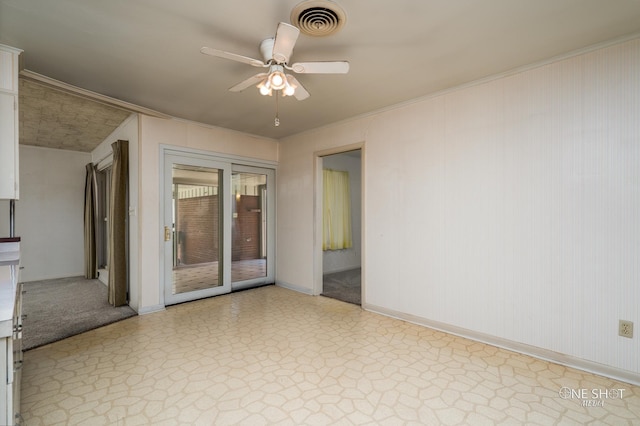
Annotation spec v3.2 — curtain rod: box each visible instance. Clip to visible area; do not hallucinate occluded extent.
[94,151,113,166]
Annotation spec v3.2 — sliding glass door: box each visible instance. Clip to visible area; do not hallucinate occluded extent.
[163,151,274,305]
[164,154,231,305]
[231,165,275,290]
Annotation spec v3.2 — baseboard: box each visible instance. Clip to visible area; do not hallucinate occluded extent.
[137,304,166,315]
[21,273,86,283]
[364,302,640,387]
[276,280,313,295]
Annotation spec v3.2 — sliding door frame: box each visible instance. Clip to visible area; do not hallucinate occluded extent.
[159,145,277,307]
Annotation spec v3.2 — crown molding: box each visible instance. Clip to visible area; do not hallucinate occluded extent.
[19,69,171,119]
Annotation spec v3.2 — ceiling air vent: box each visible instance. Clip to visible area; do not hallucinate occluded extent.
[290,0,346,37]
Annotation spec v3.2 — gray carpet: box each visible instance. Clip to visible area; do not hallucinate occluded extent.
[322,268,361,305]
[22,276,137,351]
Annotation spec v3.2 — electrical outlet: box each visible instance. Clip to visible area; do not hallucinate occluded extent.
[619,320,633,338]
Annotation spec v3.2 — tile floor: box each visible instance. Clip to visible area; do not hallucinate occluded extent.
[21,286,640,425]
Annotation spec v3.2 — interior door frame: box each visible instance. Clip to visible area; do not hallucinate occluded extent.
[313,143,365,300]
[159,145,277,307]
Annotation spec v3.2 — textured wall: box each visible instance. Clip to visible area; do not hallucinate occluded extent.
[277,38,640,378]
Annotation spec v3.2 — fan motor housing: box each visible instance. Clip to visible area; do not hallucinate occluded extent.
[260,38,275,63]
[290,0,346,37]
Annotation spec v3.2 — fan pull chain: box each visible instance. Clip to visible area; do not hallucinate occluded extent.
[274,91,280,126]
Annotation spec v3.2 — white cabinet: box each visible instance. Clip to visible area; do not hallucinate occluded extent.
[0,279,22,426]
[0,240,21,425]
[0,45,21,200]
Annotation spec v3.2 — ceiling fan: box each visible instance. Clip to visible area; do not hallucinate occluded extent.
[200,22,349,101]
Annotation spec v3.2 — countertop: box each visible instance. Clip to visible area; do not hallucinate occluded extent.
[0,237,20,243]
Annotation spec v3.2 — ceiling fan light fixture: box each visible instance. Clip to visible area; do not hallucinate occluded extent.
[283,81,296,97]
[258,80,272,96]
[269,71,286,90]
[202,20,348,103]
[267,64,287,90]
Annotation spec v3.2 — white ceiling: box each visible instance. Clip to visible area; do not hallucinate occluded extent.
[2,0,640,146]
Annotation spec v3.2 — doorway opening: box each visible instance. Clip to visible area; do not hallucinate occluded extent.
[319,149,362,305]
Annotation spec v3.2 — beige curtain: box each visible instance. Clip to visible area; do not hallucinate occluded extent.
[108,140,129,306]
[323,169,353,250]
[83,163,98,279]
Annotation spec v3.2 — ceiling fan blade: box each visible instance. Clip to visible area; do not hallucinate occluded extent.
[200,47,266,68]
[291,61,350,74]
[272,22,300,64]
[229,73,268,92]
[286,75,310,100]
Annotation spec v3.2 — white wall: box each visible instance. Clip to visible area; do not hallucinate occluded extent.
[137,116,278,313]
[276,38,640,382]
[322,152,362,274]
[0,145,90,281]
